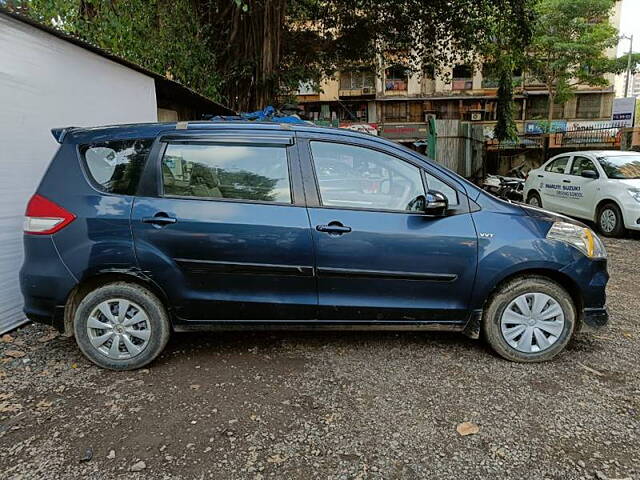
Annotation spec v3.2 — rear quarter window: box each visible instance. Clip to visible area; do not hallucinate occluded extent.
[80,139,153,195]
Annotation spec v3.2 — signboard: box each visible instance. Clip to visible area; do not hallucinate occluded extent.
[379,123,428,140]
[524,120,567,134]
[611,97,636,128]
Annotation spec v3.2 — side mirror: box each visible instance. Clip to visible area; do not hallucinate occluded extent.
[424,190,448,216]
[581,169,598,179]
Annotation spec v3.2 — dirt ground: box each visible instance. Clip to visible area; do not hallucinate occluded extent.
[1,236,639,480]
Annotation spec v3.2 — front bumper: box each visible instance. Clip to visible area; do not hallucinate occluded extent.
[622,203,640,230]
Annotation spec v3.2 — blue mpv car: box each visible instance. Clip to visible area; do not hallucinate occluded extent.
[20,121,609,370]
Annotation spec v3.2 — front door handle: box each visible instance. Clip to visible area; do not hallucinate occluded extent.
[142,213,177,225]
[316,221,352,235]
[537,174,544,178]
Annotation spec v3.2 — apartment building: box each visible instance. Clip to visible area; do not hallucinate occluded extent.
[296,3,622,152]
[296,65,617,148]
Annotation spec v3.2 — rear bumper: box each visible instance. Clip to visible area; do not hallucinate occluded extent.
[19,235,77,329]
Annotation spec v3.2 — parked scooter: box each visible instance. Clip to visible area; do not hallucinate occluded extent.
[483,164,527,202]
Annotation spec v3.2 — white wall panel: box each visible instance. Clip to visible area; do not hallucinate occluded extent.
[0,15,158,333]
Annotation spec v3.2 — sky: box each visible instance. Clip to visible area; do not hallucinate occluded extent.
[617,0,640,56]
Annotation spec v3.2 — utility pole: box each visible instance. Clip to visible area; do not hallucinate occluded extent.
[623,34,634,97]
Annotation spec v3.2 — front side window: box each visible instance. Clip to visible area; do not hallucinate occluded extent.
[162,144,291,203]
[597,155,640,179]
[569,156,598,176]
[81,139,153,195]
[545,156,569,174]
[309,141,425,212]
[425,172,459,206]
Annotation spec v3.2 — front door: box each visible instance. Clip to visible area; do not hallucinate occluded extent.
[562,155,601,220]
[538,155,571,213]
[299,136,478,323]
[131,133,316,323]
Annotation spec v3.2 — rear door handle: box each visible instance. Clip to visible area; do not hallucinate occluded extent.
[316,222,352,235]
[563,179,571,183]
[142,213,177,225]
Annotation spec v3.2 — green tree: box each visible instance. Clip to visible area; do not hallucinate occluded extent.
[9,0,534,111]
[482,1,534,142]
[526,0,619,128]
[10,0,222,100]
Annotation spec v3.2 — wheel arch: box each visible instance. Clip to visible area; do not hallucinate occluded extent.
[526,189,541,201]
[594,197,623,223]
[62,271,171,337]
[482,267,583,321]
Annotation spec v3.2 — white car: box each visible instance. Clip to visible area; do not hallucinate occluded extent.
[524,150,640,237]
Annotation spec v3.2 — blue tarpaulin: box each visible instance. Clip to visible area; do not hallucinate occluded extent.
[208,106,308,124]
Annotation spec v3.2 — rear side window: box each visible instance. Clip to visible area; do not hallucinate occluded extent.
[544,156,569,174]
[161,143,291,203]
[81,139,153,195]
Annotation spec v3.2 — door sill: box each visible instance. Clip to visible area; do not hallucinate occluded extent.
[172,320,466,332]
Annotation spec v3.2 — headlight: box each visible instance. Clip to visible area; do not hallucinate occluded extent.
[628,189,640,203]
[546,222,607,259]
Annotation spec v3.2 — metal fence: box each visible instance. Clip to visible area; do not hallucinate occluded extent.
[550,124,624,148]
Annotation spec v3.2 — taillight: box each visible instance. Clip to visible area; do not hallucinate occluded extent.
[23,194,76,235]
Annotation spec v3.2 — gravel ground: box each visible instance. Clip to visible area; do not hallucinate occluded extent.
[1,236,639,480]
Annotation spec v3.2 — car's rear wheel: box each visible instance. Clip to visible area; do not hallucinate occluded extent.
[526,191,542,208]
[597,202,625,237]
[483,276,576,362]
[73,282,170,370]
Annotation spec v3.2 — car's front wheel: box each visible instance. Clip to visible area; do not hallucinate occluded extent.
[597,202,625,237]
[483,276,576,362]
[73,282,170,370]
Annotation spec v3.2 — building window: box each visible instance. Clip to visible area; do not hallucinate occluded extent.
[481,63,499,89]
[452,64,473,90]
[384,101,408,122]
[433,100,461,120]
[576,94,602,119]
[339,71,375,91]
[385,65,408,91]
[526,95,564,120]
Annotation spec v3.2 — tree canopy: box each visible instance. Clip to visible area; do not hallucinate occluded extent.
[9,0,534,111]
[525,0,620,125]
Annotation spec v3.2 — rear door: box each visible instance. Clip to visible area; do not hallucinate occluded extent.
[298,132,478,323]
[131,131,316,324]
[537,156,571,212]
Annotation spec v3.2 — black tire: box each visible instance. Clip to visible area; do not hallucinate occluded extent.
[596,202,625,238]
[526,191,542,208]
[73,282,170,370]
[483,276,576,363]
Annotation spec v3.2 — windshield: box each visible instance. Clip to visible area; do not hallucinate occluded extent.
[597,155,640,179]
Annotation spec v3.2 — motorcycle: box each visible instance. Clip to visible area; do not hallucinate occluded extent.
[483,163,527,202]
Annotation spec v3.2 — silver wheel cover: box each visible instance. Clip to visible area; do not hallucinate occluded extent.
[528,195,540,207]
[87,298,151,360]
[500,292,565,353]
[600,208,617,233]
